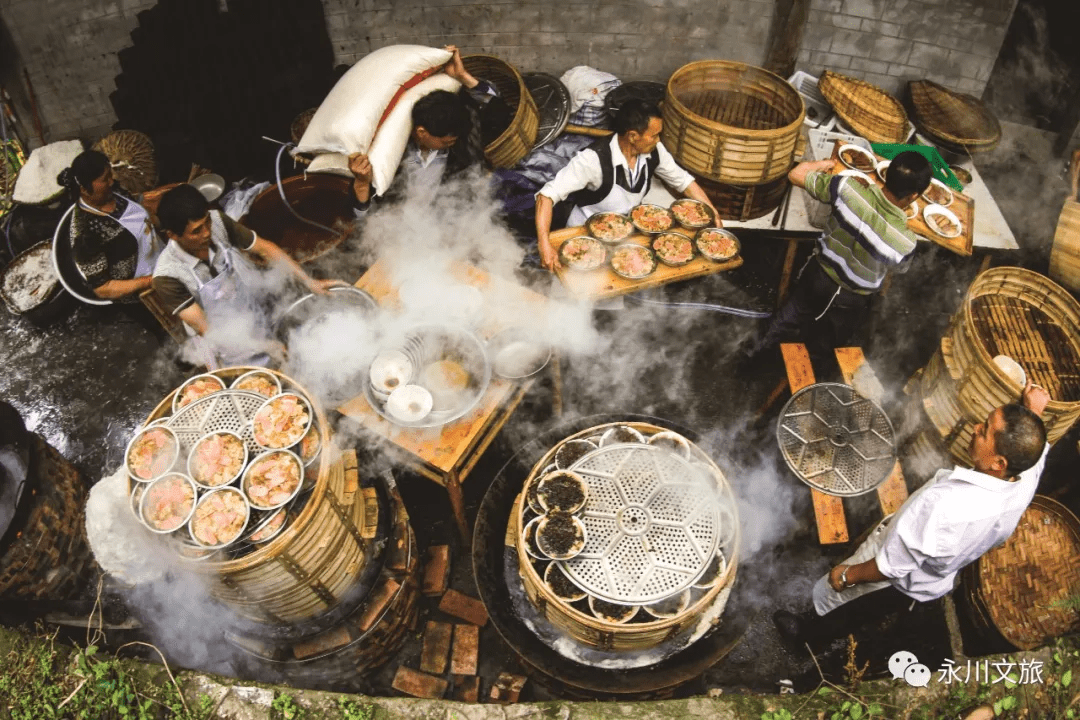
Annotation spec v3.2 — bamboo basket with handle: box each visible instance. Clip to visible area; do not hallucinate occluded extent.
[818,71,908,144]
[1049,149,1080,294]
[141,367,371,625]
[513,422,739,652]
[662,61,804,185]
[462,55,539,168]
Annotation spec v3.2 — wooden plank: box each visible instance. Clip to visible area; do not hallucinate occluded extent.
[450,624,480,676]
[438,589,489,627]
[833,347,910,516]
[780,342,849,544]
[548,226,743,300]
[419,621,453,675]
[392,667,448,699]
[421,545,451,596]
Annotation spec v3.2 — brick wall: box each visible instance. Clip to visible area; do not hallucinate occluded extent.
[797,0,1018,97]
[0,0,1017,149]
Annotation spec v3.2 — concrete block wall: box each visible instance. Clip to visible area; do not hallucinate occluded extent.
[0,0,1017,150]
[319,0,775,83]
[0,0,157,148]
[797,0,1019,97]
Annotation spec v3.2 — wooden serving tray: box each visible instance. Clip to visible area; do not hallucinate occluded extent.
[549,226,743,300]
[830,140,974,256]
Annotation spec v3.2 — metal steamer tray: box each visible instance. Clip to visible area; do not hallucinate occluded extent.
[554,441,728,606]
[776,382,896,497]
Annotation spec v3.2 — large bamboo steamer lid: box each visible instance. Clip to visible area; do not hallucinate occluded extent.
[662,60,804,185]
[141,367,369,624]
[462,54,539,168]
[1049,197,1080,295]
[513,421,739,652]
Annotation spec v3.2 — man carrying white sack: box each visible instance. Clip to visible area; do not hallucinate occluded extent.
[534,99,719,271]
[348,46,500,214]
[773,382,1050,651]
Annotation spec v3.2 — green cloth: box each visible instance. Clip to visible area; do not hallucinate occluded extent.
[870,143,964,192]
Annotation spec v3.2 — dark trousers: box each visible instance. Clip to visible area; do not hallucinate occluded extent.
[803,585,916,646]
[753,258,873,361]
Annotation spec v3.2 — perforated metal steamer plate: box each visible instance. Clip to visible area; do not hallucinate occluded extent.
[166,390,272,459]
[776,382,896,497]
[560,443,721,605]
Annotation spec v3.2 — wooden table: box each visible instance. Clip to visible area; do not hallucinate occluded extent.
[547,226,743,300]
[774,343,910,544]
[337,259,553,542]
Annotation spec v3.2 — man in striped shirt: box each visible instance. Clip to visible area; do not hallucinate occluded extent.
[750,151,931,359]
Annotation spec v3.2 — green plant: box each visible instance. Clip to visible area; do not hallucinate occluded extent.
[338,697,375,720]
[273,691,305,720]
[761,709,793,720]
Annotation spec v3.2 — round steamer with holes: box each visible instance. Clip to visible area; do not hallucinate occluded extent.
[916,267,1080,466]
[512,421,740,651]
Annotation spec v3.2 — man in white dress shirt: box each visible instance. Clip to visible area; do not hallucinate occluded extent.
[533,99,718,271]
[775,382,1050,644]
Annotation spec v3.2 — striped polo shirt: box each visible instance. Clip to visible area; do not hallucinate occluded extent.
[805,171,919,294]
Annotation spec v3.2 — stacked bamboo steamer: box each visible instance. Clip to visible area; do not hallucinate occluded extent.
[662,61,804,220]
[1049,150,1080,294]
[917,268,1080,466]
[137,367,373,625]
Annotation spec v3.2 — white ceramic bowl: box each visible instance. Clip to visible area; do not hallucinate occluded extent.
[386,384,434,423]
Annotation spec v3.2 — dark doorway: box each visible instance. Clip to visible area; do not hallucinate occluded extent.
[109,0,336,182]
[982,0,1080,152]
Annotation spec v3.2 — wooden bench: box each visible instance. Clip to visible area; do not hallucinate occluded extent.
[778,343,910,544]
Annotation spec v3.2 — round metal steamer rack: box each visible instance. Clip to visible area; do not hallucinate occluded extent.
[513,422,739,652]
[777,383,897,497]
[136,367,371,625]
[916,268,1080,466]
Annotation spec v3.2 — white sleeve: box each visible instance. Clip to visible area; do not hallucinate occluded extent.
[874,485,956,580]
[654,142,695,193]
[537,148,603,204]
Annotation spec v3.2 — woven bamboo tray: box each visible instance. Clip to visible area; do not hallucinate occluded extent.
[140,367,371,625]
[696,172,790,221]
[462,55,539,168]
[908,80,1001,153]
[662,61,804,185]
[916,268,1080,466]
[819,71,909,144]
[512,421,739,652]
[828,141,973,255]
[965,496,1080,650]
[92,130,158,194]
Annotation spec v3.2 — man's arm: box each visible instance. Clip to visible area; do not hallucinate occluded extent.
[177,302,209,335]
[1023,380,1050,416]
[92,275,154,300]
[788,159,836,189]
[348,152,373,208]
[443,45,478,89]
[828,558,889,591]
[247,236,344,294]
[535,194,561,272]
[680,182,721,227]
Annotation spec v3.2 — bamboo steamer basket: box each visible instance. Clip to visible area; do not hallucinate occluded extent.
[662,61,804,185]
[1048,151,1080,294]
[818,71,909,144]
[961,496,1080,650]
[462,55,539,168]
[140,367,368,624]
[513,422,739,652]
[695,172,790,221]
[92,130,158,194]
[907,80,1001,153]
[0,435,95,602]
[916,267,1080,466]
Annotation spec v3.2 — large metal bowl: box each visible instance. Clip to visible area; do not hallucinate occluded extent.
[363,324,492,429]
[275,286,377,340]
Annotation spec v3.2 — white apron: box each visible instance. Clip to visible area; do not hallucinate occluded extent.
[79,193,162,277]
[812,515,895,615]
[188,247,271,370]
[567,150,654,227]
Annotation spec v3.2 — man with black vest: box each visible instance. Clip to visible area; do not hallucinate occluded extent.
[534,99,718,271]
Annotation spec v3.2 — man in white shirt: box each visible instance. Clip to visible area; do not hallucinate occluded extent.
[775,382,1050,644]
[534,99,718,271]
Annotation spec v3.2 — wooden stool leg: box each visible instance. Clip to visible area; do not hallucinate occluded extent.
[445,470,470,543]
[550,351,563,417]
[776,237,799,309]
